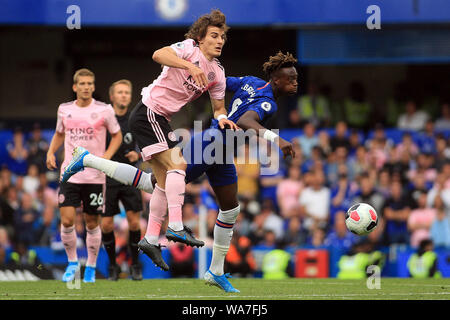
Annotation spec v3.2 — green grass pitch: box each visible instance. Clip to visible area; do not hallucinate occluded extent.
[1,278,450,300]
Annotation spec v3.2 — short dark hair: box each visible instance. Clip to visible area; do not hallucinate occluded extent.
[262,51,297,79]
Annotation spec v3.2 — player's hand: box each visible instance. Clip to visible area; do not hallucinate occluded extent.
[278,138,295,159]
[125,151,140,163]
[46,153,57,170]
[219,118,240,131]
[187,63,208,89]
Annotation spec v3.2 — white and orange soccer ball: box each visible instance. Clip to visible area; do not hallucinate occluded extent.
[345,203,378,236]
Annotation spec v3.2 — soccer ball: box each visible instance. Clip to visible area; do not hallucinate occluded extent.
[345,203,378,236]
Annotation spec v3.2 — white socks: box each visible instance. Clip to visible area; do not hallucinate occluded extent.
[209,205,240,276]
[83,154,154,193]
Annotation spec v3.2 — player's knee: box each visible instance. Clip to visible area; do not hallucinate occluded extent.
[126,212,141,231]
[85,215,100,230]
[61,219,74,228]
[101,218,114,233]
[157,150,186,172]
[165,161,187,172]
[86,221,99,230]
[167,168,186,177]
[220,199,240,211]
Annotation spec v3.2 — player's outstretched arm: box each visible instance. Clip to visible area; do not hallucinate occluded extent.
[152,47,208,88]
[237,110,295,159]
[46,131,65,170]
[210,98,240,131]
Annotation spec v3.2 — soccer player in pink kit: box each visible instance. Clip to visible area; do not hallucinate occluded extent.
[46,68,122,283]
[62,10,238,270]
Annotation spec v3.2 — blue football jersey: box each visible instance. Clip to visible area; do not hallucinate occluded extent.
[185,76,277,186]
[211,76,277,129]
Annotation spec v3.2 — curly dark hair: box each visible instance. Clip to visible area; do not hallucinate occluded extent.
[184,9,229,43]
[262,51,298,78]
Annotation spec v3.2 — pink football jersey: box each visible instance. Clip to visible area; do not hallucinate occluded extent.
[141,39,226,120]
[56,99,121,184]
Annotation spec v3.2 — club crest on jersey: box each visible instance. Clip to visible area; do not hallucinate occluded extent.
[174,42,185,49]
[261,102,272,111]
[168,131,177,142]
[124,132,133,144]
[208,72,215,82]
[91,113,98,120]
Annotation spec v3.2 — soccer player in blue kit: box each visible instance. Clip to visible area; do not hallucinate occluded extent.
[186,51,298,292]
[62,51,298,292]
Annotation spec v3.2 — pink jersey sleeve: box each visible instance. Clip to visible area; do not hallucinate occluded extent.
[104,105,121,134]
[55,105,65,133]
[170,39,196,60]
[208,65,226,100]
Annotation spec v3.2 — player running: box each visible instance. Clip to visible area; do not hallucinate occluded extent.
[63,52,298,291]
[46,68,122,283]
[102,79,144,281]
[61,10,238,271]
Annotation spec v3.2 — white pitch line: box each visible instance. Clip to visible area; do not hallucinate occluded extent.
[2,291,450,299]
[1,293,82,296]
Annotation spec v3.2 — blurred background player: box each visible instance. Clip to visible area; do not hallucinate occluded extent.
[101,80,143,281]
[407,238,442,278]
[46,68,122,283]
[61,10,239,271]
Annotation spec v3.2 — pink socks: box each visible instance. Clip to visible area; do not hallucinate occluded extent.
[61,224,101,267]
[61,225,78,262]
[86,225,101,267]
[145,184,168,245]
[165,169,186,231]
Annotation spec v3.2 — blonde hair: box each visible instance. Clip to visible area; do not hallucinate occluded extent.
[73,68,95,84]
[109,79,132,96]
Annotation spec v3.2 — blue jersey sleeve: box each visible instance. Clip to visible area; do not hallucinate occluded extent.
[226,77,242,93]
[247,99,277,122]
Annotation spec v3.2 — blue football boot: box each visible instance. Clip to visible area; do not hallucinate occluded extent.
[61,146,89,183]
[62,261,80,283]
[83,266,96,283]
[204,270,240,293]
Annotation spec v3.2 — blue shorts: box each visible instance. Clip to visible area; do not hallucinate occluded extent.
[183,128,237,187]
